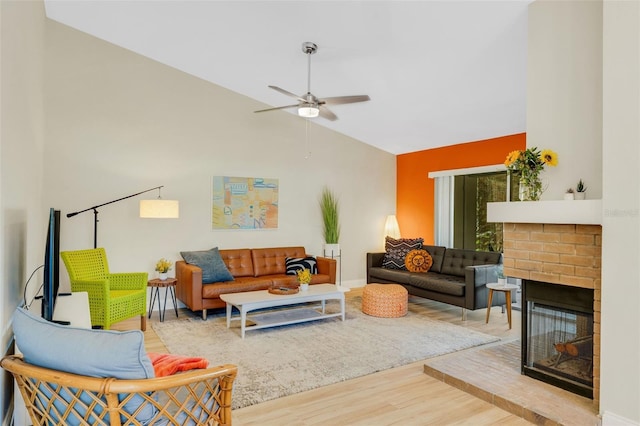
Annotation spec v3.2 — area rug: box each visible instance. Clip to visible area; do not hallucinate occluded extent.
[151,295,500,409]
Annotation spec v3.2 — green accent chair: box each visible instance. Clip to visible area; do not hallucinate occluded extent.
[61,248,148,330]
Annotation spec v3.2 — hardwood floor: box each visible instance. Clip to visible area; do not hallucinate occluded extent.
[112,288,537,425]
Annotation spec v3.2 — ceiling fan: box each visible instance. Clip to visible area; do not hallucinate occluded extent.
[254,42,370,121]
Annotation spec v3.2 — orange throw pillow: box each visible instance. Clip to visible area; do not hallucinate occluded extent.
[147,352,209,377]
[404,249,433,272]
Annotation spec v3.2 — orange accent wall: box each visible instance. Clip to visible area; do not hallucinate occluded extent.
[396,133,526,244]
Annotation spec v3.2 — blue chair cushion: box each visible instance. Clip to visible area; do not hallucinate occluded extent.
[180,247,234,283]
[12,307,156,425]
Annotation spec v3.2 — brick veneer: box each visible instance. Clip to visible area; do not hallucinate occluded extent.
[502,223,602,406]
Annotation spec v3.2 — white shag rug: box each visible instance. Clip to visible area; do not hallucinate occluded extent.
[152,294,499,409]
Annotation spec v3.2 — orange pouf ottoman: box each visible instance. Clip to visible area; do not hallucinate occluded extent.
[362,283,408,318]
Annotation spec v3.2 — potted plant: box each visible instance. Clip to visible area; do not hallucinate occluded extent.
[155,258,172,280]
[320,186,340,257]
[564,188,575,200]
[296,268,312,291]
[497,264,507,285]
[575,179,586,200]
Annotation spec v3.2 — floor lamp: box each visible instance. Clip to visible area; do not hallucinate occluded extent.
[67,186,179,248]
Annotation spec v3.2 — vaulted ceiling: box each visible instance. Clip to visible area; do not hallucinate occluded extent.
[44,0,530,155]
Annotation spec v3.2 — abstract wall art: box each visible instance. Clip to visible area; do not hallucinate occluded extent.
[212,176,279,230]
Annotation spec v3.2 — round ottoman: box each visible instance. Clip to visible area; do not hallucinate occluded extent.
[362,283,408,318]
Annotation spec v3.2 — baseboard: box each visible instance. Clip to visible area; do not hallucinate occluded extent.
[602,411,639,426]
[340,279,366,288]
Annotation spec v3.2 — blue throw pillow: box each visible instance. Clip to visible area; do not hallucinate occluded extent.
[285,256,318,275]
[12,307,156,425]
[180,247,234,283]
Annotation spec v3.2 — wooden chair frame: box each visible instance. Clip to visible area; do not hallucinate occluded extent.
[2,355,237,426]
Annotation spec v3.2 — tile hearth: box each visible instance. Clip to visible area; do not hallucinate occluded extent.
[424,341,599,426]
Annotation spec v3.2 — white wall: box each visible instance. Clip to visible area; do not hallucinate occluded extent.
[529,1,639,423]
[527,0,603,200]
[0,1,47,423]
[42,19,396,290]
[600,1,640,424]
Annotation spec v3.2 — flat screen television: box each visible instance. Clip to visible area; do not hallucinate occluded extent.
[41,208,61,322]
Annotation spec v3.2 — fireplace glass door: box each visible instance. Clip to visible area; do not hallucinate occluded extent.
[522,280,594,398]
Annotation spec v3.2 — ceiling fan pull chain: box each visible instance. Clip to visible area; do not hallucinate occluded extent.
[304,117,311,159]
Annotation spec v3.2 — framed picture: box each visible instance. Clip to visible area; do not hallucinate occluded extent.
[212,176,279,230]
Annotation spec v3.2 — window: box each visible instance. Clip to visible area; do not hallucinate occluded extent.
[453,172,518,251]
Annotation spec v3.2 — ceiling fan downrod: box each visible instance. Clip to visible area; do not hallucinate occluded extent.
[302,42,317,96]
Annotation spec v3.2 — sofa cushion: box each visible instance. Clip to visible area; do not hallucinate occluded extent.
[251,247,306,277]
[440,248,502,277]
[12,307,156,425]
[382,237,424,270]
[408,273,466,297]
[422,245,446,273]
[285,256,318,275]
[368,267,413,284]
[202,277,273,298]
[404,249,432,272]
[218,248,254,277]
[181,247,234,283]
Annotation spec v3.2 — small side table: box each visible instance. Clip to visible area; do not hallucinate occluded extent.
[485,282,519,329]
[148,278,179,322]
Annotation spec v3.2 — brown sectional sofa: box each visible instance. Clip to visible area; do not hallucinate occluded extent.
[367,245,508,318]
[176,246,336,319]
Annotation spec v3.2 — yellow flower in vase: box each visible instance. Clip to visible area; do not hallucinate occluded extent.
[155,258,172,273]
[504,147,558,201]
[296,268,312,286]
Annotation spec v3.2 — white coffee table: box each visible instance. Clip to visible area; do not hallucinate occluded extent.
[220,284,348,338]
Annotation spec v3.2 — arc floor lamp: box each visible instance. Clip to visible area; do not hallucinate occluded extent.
[66,186,179,248]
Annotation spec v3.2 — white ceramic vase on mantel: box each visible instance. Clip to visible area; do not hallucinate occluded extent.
[323,243,340,258]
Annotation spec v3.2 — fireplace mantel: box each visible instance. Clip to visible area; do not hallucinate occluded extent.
[487,200,602,225]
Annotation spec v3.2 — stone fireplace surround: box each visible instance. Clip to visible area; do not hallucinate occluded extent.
[488,200,602,408]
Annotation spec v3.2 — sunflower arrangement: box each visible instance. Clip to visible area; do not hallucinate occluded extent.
[296,268,312,285]
[155,258,172,273]
[504,147,558,200]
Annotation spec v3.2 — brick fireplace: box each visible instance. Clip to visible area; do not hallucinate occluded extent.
[502,222,602,406]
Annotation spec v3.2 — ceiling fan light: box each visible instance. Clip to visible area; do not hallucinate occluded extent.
[298,106,319,118]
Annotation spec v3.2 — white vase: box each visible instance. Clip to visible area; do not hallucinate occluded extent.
[299,283,309,291]
[323,243,340,257]
[574,192,586,200]
[159,272,168,281]
[564,193,575,200]
[518,178,531,201]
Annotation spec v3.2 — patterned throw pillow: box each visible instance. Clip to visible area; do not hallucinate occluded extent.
[285,257,318,275]
[382,237,424,270]
[404,249,433,272]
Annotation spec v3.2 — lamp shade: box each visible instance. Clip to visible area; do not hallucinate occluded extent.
[384,215,401,239]
[139,199,179,218]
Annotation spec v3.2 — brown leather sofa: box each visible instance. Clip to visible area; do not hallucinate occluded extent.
[176,246,337,319]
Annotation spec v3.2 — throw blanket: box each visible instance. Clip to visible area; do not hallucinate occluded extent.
[148,352,209,377]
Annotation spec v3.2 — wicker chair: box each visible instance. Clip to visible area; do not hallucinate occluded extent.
[61,248,147,330]
[1,355,237,426]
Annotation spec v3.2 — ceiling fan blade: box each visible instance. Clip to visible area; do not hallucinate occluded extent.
[318,106,338,121]
[254,104,299,113]
[268,85,306,103]
[321,95,371,105]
